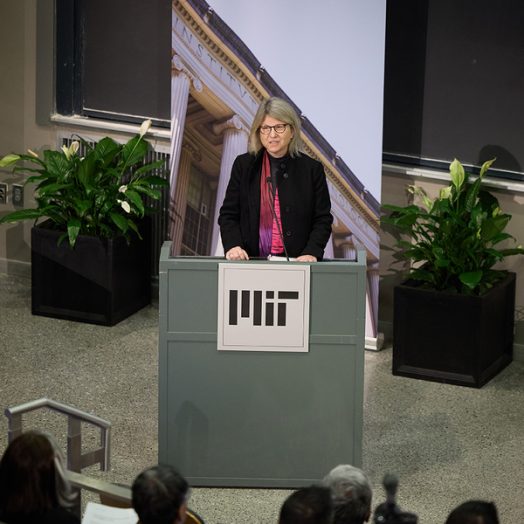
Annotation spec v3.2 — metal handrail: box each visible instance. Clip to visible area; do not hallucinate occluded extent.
[66,470,131,504]
[4,398,111,472]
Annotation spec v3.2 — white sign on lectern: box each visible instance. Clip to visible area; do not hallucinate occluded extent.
[217,263,310,352]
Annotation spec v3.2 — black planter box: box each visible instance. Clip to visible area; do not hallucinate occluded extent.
[31,222,151,326]
[393,272,515,388]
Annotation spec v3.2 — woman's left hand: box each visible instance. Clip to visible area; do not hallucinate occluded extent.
[296,254,317,262]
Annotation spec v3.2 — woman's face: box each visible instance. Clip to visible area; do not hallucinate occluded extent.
[259,115,294,158]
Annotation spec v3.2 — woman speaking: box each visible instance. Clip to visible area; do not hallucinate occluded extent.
[218,97,333,261]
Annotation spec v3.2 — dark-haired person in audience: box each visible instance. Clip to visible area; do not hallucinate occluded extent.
[323,464,372,524]
[0,430,79,524]
[132,465,189,524]
[445,500,499,524]
[279,485,333,524]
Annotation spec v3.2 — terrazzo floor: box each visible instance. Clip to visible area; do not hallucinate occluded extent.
[0,272,523,523]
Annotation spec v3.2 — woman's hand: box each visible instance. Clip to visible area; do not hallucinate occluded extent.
[226,246,249,260]
[296,254,317,262]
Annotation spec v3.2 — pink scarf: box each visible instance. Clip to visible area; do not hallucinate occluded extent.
[258,151,273,257]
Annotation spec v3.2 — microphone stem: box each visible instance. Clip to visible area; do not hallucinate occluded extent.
[266,177,289,261]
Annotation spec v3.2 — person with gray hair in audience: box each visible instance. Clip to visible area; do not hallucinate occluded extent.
[132,465,189,524]
[323,464,372,524]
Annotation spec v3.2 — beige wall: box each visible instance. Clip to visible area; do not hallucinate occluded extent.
[0,1,55,272]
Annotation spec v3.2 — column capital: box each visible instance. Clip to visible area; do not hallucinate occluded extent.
[367,261,380,272]
[212,114,247,135]
[172,54,203,92]
[182,142,202,162]
[335,233,354,248]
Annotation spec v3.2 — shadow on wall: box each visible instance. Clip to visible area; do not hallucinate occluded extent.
[478,144,521,174]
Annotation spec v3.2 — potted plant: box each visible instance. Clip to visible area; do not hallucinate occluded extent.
[0,120,168,325]
[382,158,524,387]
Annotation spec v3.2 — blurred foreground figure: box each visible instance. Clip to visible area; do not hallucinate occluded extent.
[279,486,333,524]
[445,500,499,524]
[132,465,189,524]
[323,464,372,524]
[0,430,78,524]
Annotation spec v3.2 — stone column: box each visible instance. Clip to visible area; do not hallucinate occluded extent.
[210,115,248,256]
[340,234,357,260]
[168,55,202,252]
[366,261,380,339]
[323,234,335,259]
[170,143,202,255]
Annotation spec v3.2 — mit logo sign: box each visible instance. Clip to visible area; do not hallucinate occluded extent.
[228,290,299,327]
[218,263,310,352]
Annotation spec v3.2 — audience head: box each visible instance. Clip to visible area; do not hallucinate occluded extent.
[132,465,189,524]
[445,500,499,524]
[279,485,333,524]
[0,430,75,519]
[323,464,372,524]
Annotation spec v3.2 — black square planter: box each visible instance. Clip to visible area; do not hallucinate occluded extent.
[392,272,515,388]
[31,221,151,326]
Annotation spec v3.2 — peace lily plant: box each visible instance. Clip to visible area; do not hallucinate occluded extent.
[0,119,167,247]
[382,158,524,295]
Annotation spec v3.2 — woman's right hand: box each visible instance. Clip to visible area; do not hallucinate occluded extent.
[225,246,249,260]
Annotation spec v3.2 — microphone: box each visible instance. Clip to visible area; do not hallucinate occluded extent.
[373,473,418,524]
[265,176,289,261]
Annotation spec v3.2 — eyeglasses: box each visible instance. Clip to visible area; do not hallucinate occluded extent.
[259,124,289,135]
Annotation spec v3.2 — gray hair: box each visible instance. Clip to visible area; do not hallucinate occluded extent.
[323,465,372,524]
[45,432,77,508]
[248,97,303,157]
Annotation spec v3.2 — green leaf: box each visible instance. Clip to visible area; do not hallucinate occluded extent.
[133,160,166,177]
[480,215,509,242]
[57,232,68,247]
[77,154,96,191]
[122,136,148,167]
[459,270,482,290]
[94,137,120,166]
[133,185,162,200]
[123,189,144,215]
[67,217,81,247]
[127,219,143,240]
[464,177,482,212]
[43,150,70,178]
[73,199,92,217]
[449,158,465,191]
[0,154,21,168]
[479,158,496,179]
[37,183,72,197]
[0,208,44,224]
[499,247,524,256]
[109,211,128,233]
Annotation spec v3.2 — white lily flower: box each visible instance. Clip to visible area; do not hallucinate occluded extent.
[139,119,152,138]
[120,200,131,213]
[118,185,128,193]
[70,141,79,155]
[27,149,39,158]
[61,141,80,160]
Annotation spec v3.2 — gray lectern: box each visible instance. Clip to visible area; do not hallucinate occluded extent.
[158,242,366,487]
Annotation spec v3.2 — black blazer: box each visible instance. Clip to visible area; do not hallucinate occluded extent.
[218,150,333,259]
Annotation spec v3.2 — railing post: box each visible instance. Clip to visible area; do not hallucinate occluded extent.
[101,427,111,471]
[67,416,82,472]
[6,412,23,443]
